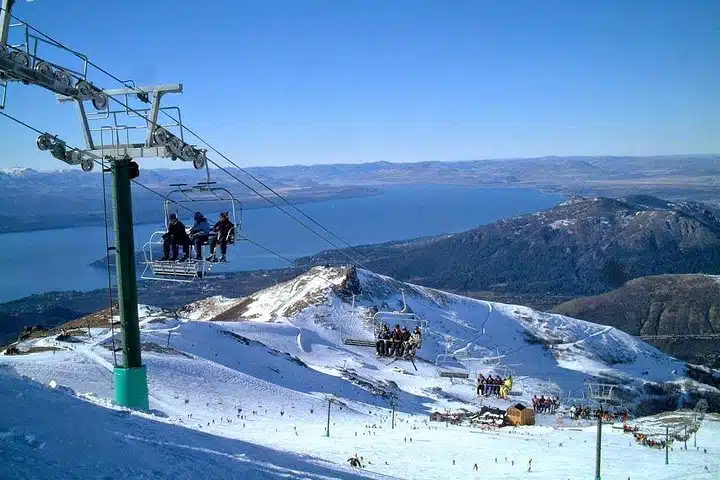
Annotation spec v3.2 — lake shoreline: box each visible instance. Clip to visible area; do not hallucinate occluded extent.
[0,185,383,235]
[0,184,565,303]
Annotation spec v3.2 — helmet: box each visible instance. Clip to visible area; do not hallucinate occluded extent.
[194,212,203,221]
[169,213,177,220]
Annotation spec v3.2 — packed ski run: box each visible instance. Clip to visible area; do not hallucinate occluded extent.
[2,266,719,479]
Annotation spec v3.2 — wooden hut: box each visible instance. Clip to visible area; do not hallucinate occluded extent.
[506,403,535,426]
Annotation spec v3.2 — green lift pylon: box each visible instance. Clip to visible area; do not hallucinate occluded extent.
[111,157,149,410]
[2,0,203,410]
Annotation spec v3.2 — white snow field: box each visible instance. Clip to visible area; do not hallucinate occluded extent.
[1,266,719,479]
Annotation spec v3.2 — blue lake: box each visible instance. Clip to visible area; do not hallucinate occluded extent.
[0,184,564,302]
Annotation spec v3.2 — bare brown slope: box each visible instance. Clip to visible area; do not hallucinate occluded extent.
[553,274,720,367]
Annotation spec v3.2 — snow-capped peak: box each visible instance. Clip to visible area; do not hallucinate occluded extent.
[0,167,37,176]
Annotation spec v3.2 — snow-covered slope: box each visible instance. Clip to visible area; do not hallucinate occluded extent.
[2,266,718,479]
[180,266,698,411]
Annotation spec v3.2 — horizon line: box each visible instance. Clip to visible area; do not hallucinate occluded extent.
[3,152,718,173]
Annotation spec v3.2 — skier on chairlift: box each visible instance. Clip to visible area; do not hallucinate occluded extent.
[376,324,391,357]
[389,324,403,356]
[189,212,211,260]
[398,327,411,358]
[161,213,190,262]
[207,211,234,263]
[405,326,422,357]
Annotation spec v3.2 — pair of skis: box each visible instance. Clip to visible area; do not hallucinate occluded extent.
[387,354,418,371]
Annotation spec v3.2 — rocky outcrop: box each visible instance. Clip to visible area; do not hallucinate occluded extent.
[553,274,720,367]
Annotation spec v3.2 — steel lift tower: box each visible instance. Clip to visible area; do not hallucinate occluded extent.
[0,1,206,409]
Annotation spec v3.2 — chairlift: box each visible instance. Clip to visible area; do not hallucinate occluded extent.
[435,354,470,380]
[375,289,427,369]
[585,382,620,406]
[341,290,426,371]
[471,351,524,397]
[372,289,428,334]
[341,296,377,348]
[141,181,243,283]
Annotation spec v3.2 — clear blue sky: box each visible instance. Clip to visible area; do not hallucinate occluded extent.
[1,0,718,170]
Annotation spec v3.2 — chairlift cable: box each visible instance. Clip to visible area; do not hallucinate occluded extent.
[1,105,349,293]
[0,109,44,134]
[240,233,342,290]
[205,157,369,267]
[93,91,370,269]
[162,116,370,262]
[1,14,405,297]
[0,10,370,265]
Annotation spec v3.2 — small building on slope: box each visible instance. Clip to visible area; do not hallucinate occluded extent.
[507,403,535,426]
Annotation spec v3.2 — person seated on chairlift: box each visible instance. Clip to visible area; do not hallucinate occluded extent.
[484,374,495,396]
[476,373,486,396]
[188,211,211,260]
[405,326,422,356]
[398,327,411,357]
[388,324,403,357]
[207,211,234,263]
[376,324,391,357]
[161,213,190,262]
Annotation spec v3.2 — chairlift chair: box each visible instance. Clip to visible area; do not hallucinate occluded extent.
[472,355,523,397]
[435,354,470,380]
[585,382,620,407]
[341,296,377,348]
[141,182,243,283]
[372,289,428,335]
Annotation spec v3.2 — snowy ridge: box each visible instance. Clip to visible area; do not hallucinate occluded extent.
[1,266,719,479]
[182,266,699,406]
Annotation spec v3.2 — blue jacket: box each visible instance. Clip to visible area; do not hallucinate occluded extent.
[190,218,211,235]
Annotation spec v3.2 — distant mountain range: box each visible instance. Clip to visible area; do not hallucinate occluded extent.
[2,153,719,233]
[0,166,378,233]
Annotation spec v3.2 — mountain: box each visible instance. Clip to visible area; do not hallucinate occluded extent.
[553,274,720,368]
[8,266,716,413]
[229,155,720,207]
[3,266,719,478]
[299,195,720,297]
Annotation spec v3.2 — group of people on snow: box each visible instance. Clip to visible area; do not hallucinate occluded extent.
[475,374,512,398]
[375,324,422,358]
[532,395,559,414]
[568,405,624,421]
[161,211,235,262]
[631,431,666,449]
